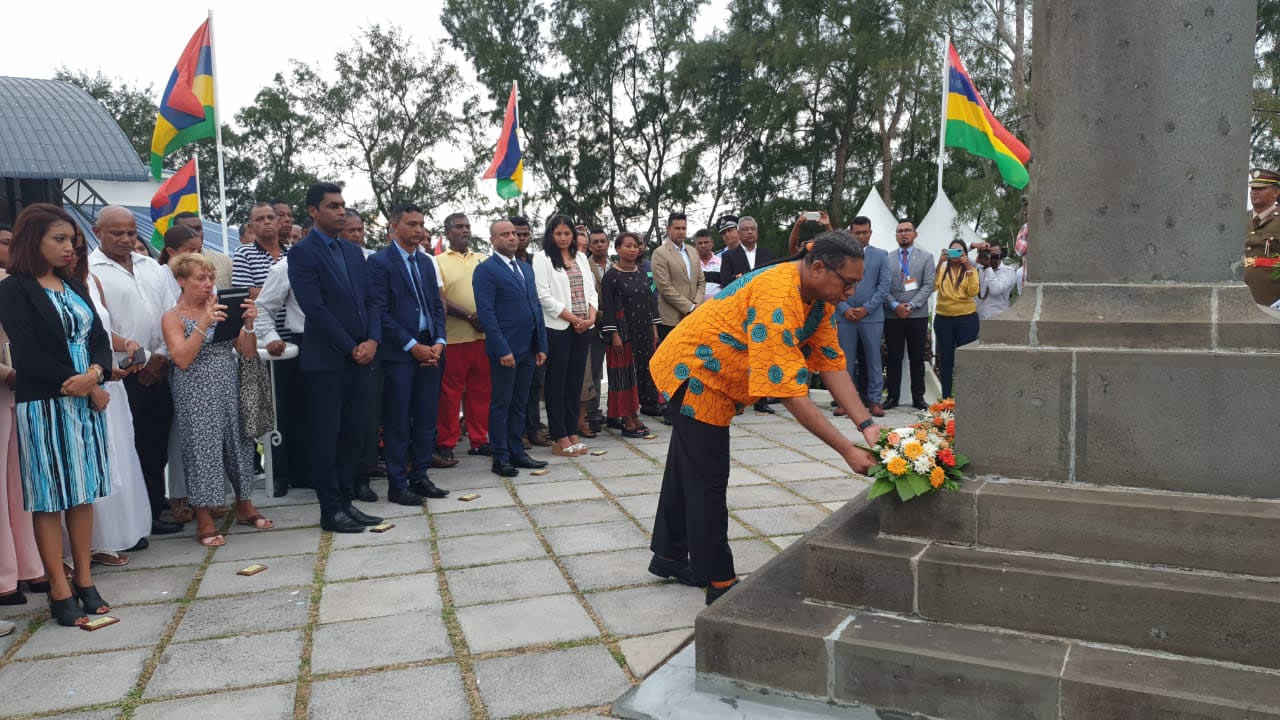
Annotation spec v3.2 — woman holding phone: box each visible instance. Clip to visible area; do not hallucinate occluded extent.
[933,240,981,399]
[161,254,272,547]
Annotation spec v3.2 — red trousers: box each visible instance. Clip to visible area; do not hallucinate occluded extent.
[436,339,492,449]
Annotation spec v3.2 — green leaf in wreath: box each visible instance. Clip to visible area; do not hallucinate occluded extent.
[907,473,931,496]
[895,476,917,501]
[868,478,896,499]
[953,453,970,467]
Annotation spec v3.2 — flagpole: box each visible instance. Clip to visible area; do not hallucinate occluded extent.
[936,33,950,199]
[192,151,203,216]
[514,80,524,216]
[207,9,231,251]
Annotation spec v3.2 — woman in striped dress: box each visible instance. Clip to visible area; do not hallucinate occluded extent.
[0,204,114,627]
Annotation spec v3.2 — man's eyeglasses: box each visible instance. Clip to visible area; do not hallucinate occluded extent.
[825,266,859,290]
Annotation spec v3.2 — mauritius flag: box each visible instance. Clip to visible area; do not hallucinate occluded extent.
[944,43,1030,189]
[482,83,523,200]
[150,19,216,181]
[149,159,199,251]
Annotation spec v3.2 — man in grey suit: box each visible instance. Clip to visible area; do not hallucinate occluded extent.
[836,216,891,417]
[883,219,935,410]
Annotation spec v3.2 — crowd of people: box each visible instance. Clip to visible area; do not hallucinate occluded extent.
[0,183,1029,629]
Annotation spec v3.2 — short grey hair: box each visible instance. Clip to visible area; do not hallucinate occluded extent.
[738,216,757,228]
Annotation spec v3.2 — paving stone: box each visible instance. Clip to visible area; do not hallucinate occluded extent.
[619,628,694,675]
[134,684,295,720]
[429,471,508,491]
[324,542,432,582]
[437,529,546,569]
[432,506,532,537]
[224,502,321,533]
[0,598,40,619]
[730,434,783,450]
[475,645,631,719]
[771,534,803,548]
[729,411,779,424]
[345,496,430,518]
[726,484,807,509]
[756,461,847,482]
[517,479,604,505]
[96,538,207,571]
[92,564,197,606]
[726,517,754,539]
[210,526,322,561]
[427,487,515,513]
[16,604,174,659]
[312,613,452,673]
[733,505,830,536]
[823,501,847,511]
[0,647,148,715]
[175,587,310,641]
[458,594,599,652]
[786,476,869,502]
[631,443,669,460]
[729,539,781,573]
[615,493,659,520]
[596,475,662,496]
[507,464,589,485]
[562,548,662,591]
[587,584,706,636]
[544,520,649,556]
[197,553,315,597]
[309,664,469,720]
[147,630,302,697]
[798,443,849,462]
[42,711,119,720]
[529,498,627,528]
[447,558,570,607]
[328,514,430,549]
[320,572,441,624]
[248,486,319,508]
[733,447,810,465]
[587,458,660,478]
[0,624,19,654]
[727,469,773,486]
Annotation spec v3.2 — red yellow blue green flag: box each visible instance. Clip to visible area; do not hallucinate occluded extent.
[149,158,199,250]
[150,19,216,180]
[944,43,1030,189]
[482,83,524,200]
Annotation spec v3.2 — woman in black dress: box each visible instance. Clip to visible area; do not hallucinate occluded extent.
[598,232,661,437]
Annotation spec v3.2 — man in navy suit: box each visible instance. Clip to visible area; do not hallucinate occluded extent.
[287,183,384,533]
[472,219,549,477]
[367,204,450,506]
[836,216,891,417]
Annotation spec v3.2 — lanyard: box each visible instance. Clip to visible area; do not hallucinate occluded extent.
[899,248,911,277]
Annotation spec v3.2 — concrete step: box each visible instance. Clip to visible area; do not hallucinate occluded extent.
[916,543,1280,670]
[833,613,1280,720]
[878,478,1280,577]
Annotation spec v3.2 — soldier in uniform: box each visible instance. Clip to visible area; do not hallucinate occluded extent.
[1245,168,1280,308]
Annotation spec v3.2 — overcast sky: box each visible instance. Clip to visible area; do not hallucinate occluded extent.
[5,0,731,218]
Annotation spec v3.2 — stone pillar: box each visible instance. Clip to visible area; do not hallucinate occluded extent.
[963,0,1280,496]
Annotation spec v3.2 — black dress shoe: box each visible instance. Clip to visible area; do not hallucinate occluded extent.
[124,538,149,552]
[151,518,183,535]
[409,479,449,499]
[491,460,518,477]
[912,399,929,410]
[882,399,900,410]
[648,554,702,587]
[0,590,26,605]
[387,488,425,506]
[753,400,776,414]
[511,455,548,470]
[272,484,289,498]
[468,443,494,456]
[321,510,366,533]
[354,483,378,503]
[705,578,740,606]
[345,506,383,526]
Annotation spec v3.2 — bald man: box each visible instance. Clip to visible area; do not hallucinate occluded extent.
[88,206,183,534]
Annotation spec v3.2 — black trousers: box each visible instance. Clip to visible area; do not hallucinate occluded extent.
[544,327,591,441]
[884,316,928,403]
[360,360,384,475]
[124,374,173,518]
[270,357,309,487]
[525,363,546,434]
[303,362,372,517]
[650,383,735,583]
[657,324,676,345]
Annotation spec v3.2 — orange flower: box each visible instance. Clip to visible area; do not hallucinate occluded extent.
[902,440,925,460]
[938,448,956,467]
[945,419,956,437]
[886,433,901,446]
[929,466,946,488]
[933,415,945,428]
[914,429,928,443]
[886,456,909,476]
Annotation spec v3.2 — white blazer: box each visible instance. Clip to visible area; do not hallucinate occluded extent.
[532,251,599,331]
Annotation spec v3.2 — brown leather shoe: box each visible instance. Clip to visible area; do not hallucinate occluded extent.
[431,449,459,468]
[869,403,885,417]
[527,429,553,447]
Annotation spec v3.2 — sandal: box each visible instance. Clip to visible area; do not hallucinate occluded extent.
[236,514,273,530]
[622,427,648,439]
[91,553,129,567]
[569,443,589,456]
[196,531,225,547]
[168,500,194,524]
[551,444,577,457]
[49,593,88,627]
[25,578,50,593]
[71,584,111,615]
[209,506,228,520]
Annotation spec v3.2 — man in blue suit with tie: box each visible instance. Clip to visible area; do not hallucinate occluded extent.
[472,219,549,477]
[836,216,891,417]
[368,204,450,506]
[287,183,384,533]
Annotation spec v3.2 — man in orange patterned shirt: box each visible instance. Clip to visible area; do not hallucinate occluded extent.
[646,231,883,605]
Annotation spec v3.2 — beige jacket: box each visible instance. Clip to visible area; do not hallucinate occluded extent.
[651,241,705,327]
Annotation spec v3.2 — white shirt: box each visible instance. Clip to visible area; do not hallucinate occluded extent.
[700,253,722,300]
[668,240,691,278]
[88,249,176,359]
[743,245,757,269]
[416,247,445,288]
[254,258,306,346]
[977,264,1018,319]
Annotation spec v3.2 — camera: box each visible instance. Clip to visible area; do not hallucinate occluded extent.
[803,211,821,222]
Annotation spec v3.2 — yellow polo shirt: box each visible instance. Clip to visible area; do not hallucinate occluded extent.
[437,249,486,343]
[649,262,845,426]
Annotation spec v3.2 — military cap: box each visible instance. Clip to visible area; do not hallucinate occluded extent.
[1249,168,1280,188]
[716,215,739,233]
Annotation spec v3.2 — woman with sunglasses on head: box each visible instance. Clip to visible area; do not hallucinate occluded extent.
[932,240,981,399]
[0,204,114,627]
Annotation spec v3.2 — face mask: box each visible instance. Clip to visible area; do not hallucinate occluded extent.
[947,248,964,259]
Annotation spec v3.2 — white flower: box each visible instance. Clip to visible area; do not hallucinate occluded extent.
[894,428,916,441]
[922,442,939,458]
[913,456,933,475]
[881,449,901,465]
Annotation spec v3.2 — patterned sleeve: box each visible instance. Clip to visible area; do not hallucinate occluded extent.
[800,303,845,374]
[744,283,818,400]
[598,269,619,340]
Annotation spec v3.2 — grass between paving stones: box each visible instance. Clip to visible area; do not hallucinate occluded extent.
[290,531,332,720]
[425,509,491,720]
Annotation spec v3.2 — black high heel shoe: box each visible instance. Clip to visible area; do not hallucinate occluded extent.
[0,590,26,605]
[25,579,50,593]
[71,584,111,615]
[49,594,87,627]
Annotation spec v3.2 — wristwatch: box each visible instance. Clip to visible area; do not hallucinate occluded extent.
[856,417,875,432]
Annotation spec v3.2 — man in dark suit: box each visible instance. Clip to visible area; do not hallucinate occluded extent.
[472,219,549,477]
[717,215,779,413]
[368,204,449,506]
[287,183,384,533]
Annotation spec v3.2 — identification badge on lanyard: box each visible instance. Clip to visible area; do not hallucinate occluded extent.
[903,276,919,292]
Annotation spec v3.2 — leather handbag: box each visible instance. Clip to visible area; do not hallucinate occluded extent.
[238,351,275,440]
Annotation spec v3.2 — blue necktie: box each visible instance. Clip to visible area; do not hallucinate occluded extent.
[408,254,432,337]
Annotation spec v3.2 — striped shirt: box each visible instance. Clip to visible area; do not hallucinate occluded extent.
[232,242,290,339]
